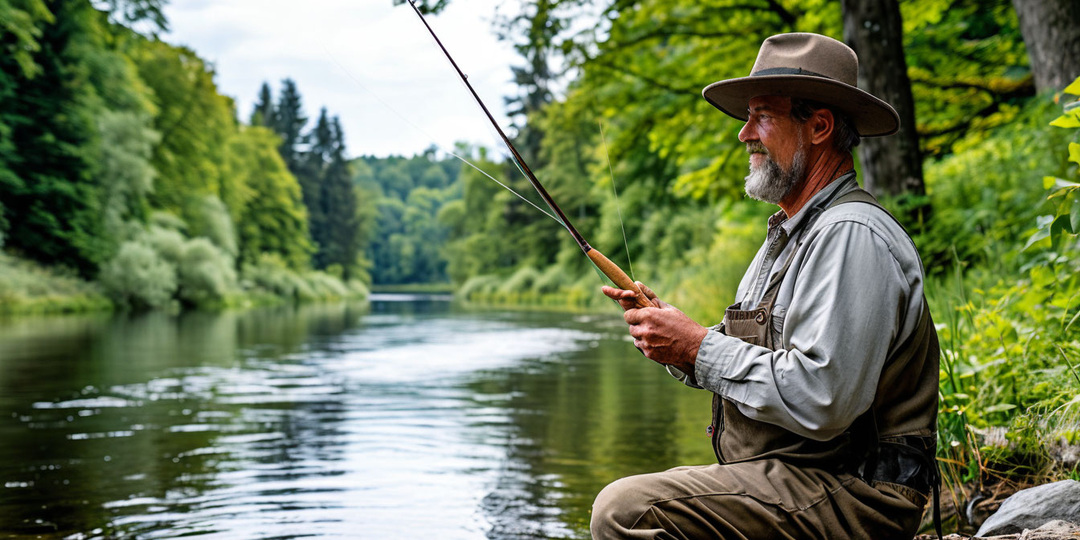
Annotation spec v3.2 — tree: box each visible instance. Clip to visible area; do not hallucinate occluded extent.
[230,126,313,270]
[250,81,275,127]
[273,78,307,174]
[0,0,109,275]
[317,116,361,278]
[1012,0,1080,93]
[133,39,235,221]
[841,0,925,200]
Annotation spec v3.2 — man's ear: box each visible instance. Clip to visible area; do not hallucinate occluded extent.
[809,108,835,146]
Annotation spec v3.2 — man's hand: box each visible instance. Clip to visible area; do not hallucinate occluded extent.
[601,281,659,311]
[601,283,709,374]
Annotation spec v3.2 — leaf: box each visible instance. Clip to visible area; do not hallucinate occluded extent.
[1024,214,1054,251]
[1065,77,1080,96]
[1071,142,1080,166]
[1070,190,1080,233]
[984,403,1017,414]
[1052,214,1072,249]
[1051,110,1080,128]
[1046,176,1080,193]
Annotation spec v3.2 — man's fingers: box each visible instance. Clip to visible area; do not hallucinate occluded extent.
[624,308,648,325]
[635,281,658,301]
[601,285,637,300]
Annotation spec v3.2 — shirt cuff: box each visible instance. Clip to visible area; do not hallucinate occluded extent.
[693,327,742,394]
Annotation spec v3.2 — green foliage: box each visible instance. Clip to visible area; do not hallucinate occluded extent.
[1029,78,1080,251]
[99,239,176,310]
[133,38,235,219]
[0,252,110,314]
[0,0,112,276]
[241,253,312,300]
[914,98,1068,275]
[0,0,54,78]
[96,110,159,241]
[176,237,237,308]
[902,0,1034,156]
[921,82,1080,507]
[363,152,463,285]
[185,195,238,258]
[0,0,369,313]
[230,126,313,270]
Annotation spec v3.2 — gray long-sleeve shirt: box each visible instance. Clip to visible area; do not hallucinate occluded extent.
[689,173,927,442]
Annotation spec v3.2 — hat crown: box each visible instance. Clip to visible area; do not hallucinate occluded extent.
[750,33,858,87]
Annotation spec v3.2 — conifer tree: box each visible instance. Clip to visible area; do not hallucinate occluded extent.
[273,78,307,174]
[301,108,332,267]
[250,82,275,128]
[319,116,360,278]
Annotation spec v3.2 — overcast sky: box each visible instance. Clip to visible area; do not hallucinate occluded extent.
[163,0,521,158]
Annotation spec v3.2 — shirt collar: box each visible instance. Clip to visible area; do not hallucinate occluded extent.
[768,172,860,237]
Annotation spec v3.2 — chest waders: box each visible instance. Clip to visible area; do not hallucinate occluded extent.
[711,189,943,538]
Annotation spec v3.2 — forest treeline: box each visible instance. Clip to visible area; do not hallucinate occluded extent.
[0,0,374,311]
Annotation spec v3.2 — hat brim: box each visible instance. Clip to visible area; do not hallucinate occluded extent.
[702,75,900,137]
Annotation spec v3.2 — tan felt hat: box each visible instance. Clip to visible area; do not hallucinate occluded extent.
[702,33,900,137]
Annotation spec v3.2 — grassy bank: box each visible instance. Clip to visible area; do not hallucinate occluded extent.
[0,253,113,315]
[0,251,369,317]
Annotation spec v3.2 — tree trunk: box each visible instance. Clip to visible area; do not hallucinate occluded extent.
[1012,0,1080,93]
[840,0,924,200]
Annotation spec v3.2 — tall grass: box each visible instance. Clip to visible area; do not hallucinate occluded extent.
[0,254,112,315]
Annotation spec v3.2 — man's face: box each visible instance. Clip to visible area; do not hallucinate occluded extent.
[738,96,808,204]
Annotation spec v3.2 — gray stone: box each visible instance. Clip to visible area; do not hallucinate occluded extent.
[975,480,1080,537]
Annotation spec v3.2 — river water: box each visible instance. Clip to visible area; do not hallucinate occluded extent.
[0,295,714,539]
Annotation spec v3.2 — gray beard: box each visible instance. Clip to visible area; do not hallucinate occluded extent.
[744,147,806,204]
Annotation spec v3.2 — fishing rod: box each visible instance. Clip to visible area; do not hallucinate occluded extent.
[406,0,656,310]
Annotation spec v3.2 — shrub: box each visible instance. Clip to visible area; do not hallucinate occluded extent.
[186,195,238,257]
[99,241,177,310]
[177,237,237,308]
[142,225,187,265]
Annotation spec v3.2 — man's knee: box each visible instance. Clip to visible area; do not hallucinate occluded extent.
[591,474,657,538]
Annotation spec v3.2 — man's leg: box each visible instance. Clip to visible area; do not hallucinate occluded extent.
[591,464,789,540]
[590,461,924,540]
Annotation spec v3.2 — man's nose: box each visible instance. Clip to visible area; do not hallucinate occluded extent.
[738,121,754,143]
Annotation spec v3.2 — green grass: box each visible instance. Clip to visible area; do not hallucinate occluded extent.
[0,253,113,315]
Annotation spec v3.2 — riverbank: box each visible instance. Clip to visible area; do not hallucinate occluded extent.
[0,252,368,316]
[0,254,113,315]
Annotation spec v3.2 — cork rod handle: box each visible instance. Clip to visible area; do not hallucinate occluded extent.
[586,248,657,309]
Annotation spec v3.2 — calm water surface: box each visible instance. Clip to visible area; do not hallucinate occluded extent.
[0,295,713,539]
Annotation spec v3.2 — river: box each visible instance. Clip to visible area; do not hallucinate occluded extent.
[0,295,714,539]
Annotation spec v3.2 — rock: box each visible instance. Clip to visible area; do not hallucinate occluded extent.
[915,520,1080,539]
[975,480,1080,537]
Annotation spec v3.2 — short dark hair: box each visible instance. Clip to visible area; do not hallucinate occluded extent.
[789,97,860,154]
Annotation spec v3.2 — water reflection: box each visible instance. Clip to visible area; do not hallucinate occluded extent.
[0,297,713,538]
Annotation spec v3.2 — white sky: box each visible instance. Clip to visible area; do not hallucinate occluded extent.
[163,0,522,158]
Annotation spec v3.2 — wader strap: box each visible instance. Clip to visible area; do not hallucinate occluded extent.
[933,475,943,540]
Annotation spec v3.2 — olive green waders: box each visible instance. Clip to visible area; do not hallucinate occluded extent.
[591,190,939,540]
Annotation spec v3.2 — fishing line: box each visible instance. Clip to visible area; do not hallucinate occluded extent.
[319,44,565,226]
[598,119,635,282]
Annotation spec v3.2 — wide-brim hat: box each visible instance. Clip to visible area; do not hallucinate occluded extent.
[702,33,900,137]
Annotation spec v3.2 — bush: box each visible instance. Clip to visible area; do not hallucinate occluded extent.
[142,225,187,266]
[177,237,237,308]
[99,241,177,310]
[303,271,350,299]
[186,195,238,257]
[241,253,310,300]
[459,274,501,300]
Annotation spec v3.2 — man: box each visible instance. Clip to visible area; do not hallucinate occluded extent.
[591,33,940,539]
